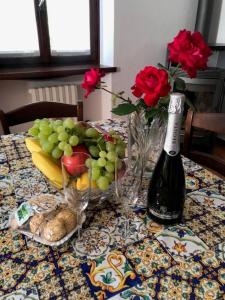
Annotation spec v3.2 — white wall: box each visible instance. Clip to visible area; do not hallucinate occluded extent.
[88,0,199,120]
[0,0,199,131]
[111,0,199,101]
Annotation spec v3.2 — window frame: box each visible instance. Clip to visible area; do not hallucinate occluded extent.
[0,0,100,68]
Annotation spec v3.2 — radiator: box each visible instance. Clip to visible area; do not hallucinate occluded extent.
[28,84,79,105]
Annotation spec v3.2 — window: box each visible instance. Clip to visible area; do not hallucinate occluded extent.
[0,0,39,57]
[47,0,90,56]
[0,0,99,68]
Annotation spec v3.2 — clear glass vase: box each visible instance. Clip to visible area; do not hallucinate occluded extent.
[128,109,167,182]
[114,111,167,237]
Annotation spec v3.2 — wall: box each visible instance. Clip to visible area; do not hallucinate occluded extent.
[0,80,31,132]
[0,0,198,132]
[0,80,29,112]
[112,0,199,101]
[84,0,199,120]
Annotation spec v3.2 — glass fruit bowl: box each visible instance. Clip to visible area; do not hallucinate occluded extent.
[27,118,127,207]
[62,152,126,209]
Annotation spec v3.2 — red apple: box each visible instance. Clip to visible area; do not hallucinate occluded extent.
[62,144,90,176]
[72,144,89,154]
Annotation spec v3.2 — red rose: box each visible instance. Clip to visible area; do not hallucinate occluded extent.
[82,68,105,97]
[131,66,171,106]
[168,30,212,78]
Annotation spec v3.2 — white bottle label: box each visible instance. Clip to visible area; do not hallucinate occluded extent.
[164,113,182,156]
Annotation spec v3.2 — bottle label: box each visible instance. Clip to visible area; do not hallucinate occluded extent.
[15,203,34,226]
[164,113,182,156]
[149,206,180,220]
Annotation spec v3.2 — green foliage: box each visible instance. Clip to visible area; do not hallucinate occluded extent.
[143,96,169,124]
[174,77,186,91]
[157,63,169,71]
[100,271,116,284]
[111,103,137,116]
[95,256,105,266]
[18,206,28,221]
[145,108,158,121]
[123,262,132,273]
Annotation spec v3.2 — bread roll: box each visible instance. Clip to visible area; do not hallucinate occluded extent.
[43,218,67,242]
[30,214,45,234]
[56,209,77,233]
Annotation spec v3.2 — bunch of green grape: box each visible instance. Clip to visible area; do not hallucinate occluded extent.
[28,118,126,190]
[28,118,86,159]
[84,130,126,190]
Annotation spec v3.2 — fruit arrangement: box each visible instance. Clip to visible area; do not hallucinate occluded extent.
[28,118,126,191]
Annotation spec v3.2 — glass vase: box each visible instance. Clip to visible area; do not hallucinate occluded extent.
[113,111,167,237]
[128,109,167,183]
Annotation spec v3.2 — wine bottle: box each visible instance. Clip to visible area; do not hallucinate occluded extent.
[147,93,186,224]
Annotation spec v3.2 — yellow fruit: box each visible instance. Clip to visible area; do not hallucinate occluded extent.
[32,151,63,189]
[25,137,42,153]
[76,172,97,191]
[27,138,97,192]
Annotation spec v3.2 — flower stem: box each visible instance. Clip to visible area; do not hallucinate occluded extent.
[171,63,181,77]
[100,87,132,103]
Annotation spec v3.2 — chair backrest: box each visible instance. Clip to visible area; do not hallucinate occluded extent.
[183,109,225,155]
[0,101,83,135]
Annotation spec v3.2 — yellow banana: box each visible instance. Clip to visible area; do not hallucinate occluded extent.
[27,138,96,191]
[32,151,63,189]
[25,137,42,153]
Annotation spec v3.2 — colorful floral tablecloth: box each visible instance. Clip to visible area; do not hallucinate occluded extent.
[0,119,224,300]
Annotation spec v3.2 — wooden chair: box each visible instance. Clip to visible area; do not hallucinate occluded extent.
[0,101,83,135]
[183,109,225,177]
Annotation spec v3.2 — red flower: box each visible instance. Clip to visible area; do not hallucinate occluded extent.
[82,68,105,97]
[168,30,212,78]
[131,66,171,106]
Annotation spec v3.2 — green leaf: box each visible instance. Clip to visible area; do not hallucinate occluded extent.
[136,98,146,110]
[123,262,131,273]
[120,290,133,298]
[95,256,105,266]
[145,108,158,120]
[100,271,116,284]
[157,63,168,71]
[185,97,196,112]
[174,78,186,91]
[111,103,137,116]
[159,110,168,123]
[159,95,170,103]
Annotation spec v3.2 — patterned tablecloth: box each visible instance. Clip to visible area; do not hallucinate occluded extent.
[0,119,224,300]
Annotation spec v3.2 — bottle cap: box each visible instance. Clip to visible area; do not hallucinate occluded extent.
[168,93,185,114]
